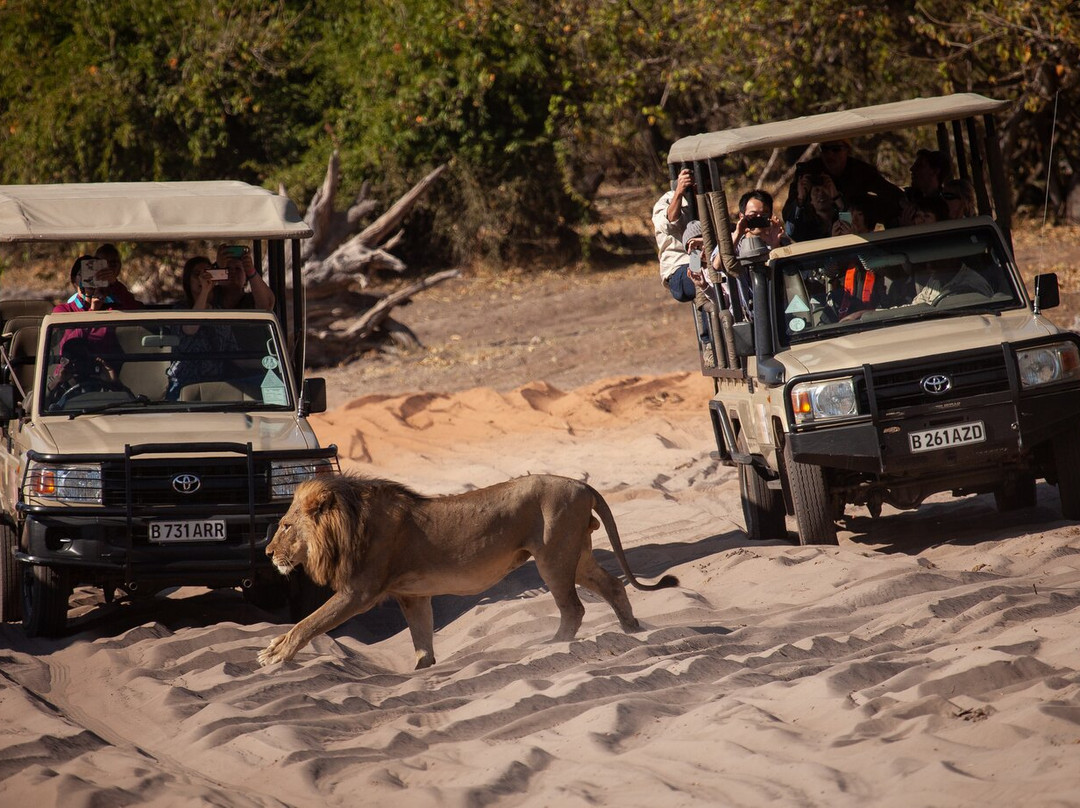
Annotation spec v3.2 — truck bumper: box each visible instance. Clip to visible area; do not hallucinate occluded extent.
[789,385,1080,477]
[14,512,281,587]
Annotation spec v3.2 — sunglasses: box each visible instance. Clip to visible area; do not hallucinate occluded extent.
[941,192,961,201]
[822,144,847,153]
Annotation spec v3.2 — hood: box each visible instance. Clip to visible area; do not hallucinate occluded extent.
[781,312,1059,377]
[32,412,318,456]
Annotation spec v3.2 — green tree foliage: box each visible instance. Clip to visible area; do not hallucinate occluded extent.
[1,0,1077,262]
[911,0,1080,212]
[0,0,318,182]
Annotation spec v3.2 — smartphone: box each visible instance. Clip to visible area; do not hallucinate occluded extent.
[208,267,230,282]
[222,245,250,259]
[689,251,702,273]
[79,257,110,291]
[838,210,853,224]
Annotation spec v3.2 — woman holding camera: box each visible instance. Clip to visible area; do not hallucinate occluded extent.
[180,245,274,311]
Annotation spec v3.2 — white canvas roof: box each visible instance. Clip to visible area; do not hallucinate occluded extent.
[668,93,1010,163]
[0,181,313,242]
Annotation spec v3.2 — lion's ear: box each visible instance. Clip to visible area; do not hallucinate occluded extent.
[303,485,336,521]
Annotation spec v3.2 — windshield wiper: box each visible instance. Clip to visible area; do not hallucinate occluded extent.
[67,395,154,419]
[173,401,288,412]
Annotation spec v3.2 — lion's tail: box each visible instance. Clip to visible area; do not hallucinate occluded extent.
[588,485,679,591]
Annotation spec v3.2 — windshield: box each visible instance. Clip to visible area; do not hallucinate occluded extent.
[775,225,1025,345]
[40,319,293,415]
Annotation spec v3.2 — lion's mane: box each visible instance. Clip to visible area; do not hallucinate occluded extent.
[294,474,420,591]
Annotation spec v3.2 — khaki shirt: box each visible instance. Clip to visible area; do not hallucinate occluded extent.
[652,190,694,283]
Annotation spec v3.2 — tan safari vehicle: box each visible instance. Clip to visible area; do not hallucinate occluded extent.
[668,94,1080,544]
[0,182,338,636]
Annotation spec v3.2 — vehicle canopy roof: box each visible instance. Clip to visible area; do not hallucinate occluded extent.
[668,93,1010,163]
[39,308,281,326]
[0,181,312,243]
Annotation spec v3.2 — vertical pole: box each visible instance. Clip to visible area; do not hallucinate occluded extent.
[983,114,1013,250]
[966,117,992,216]
[291,239,305,384]
[936,122,951,168]
[951,119,969,181]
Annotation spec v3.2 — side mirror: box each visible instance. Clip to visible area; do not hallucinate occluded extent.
[299,377,327,415]
[0,384,15,420]
[1034,273,1059,312]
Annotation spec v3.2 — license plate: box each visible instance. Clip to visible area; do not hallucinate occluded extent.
[148,519,227,543]
[908,421,986,454]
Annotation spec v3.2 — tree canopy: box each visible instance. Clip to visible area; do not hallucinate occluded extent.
[1,0,1077,263]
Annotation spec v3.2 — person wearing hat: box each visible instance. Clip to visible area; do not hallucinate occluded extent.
[782,139,903,236]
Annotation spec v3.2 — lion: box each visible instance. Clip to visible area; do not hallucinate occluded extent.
[258,473,678,670]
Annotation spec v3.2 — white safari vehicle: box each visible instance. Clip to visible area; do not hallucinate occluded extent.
[0,182,338,636]
[667,94,1080,544]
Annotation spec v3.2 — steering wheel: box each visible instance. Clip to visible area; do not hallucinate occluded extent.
[53,377,129,409]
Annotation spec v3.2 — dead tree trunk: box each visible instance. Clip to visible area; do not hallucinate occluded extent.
[293,152,457,367]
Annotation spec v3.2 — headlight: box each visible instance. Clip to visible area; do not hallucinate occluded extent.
[270,458,338,499]
[790,377,858,425]
[1017,342,1080,389]
[25,462,103,504]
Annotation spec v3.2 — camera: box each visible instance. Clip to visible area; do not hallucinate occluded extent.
[222,245,249,259]
[78,257,110,290]
[744,214,771,229]
[208,266,230,282]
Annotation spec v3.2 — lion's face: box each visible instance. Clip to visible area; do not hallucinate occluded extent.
[266,506,310,575]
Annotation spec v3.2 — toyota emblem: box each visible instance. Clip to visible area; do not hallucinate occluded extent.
[921,374,952,395]
[172,473,201,494]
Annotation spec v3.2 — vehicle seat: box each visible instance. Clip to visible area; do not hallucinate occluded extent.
[178,381,257,402]
[1,314,46,341]
[0,299,53,329]
[118,360,172,400]
[6,326,40,398]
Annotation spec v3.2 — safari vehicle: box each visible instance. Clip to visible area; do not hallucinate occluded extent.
[667,94,1080,544]
[0,182,338,636]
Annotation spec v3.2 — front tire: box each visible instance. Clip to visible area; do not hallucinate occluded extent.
[0,522,21,622]
[1053,426,1080,519]
[994,475,1037,512]
[22,564,71,638]
[783,442,838,545]
[739,460,787,540]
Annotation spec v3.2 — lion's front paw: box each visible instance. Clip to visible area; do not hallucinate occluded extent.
[414,650,436,670]
[258,635,294,667]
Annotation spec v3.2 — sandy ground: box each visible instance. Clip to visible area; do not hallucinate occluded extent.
[3,252,1080,806]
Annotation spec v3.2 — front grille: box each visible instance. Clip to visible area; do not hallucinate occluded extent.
[102,458,271,508]
[867,349,1010,412]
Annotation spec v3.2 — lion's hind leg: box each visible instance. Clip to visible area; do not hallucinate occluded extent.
[533,555,586,642]
[395,595,436,670]
[576,552,641,633]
